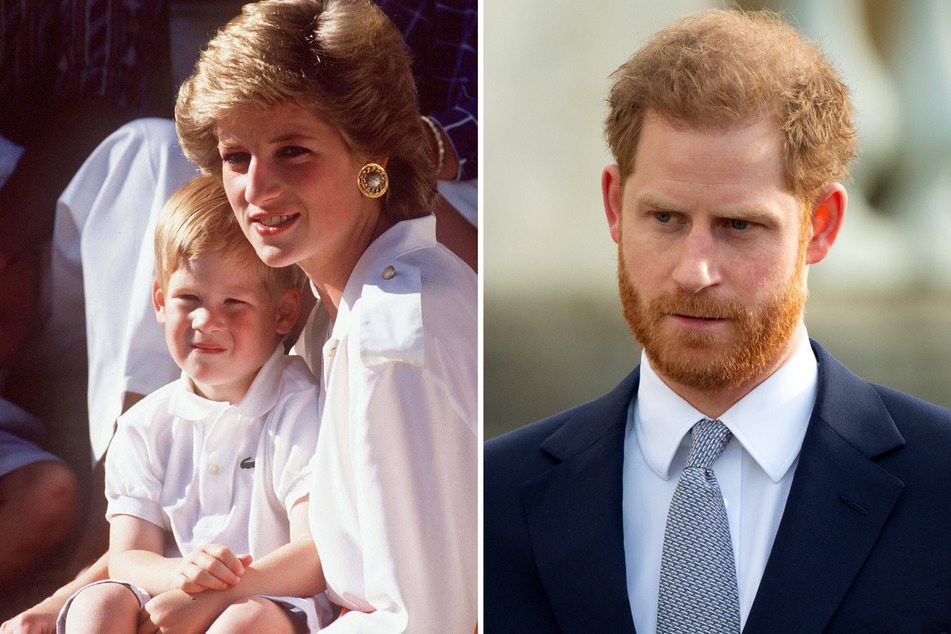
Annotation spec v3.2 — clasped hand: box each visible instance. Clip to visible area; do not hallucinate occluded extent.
[137,544,253,633]
[173,543,253,593]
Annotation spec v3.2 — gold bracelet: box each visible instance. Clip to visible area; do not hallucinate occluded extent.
[421,115,445,176]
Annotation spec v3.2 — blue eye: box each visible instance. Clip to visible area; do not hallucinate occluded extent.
[656,212,672,223]
[730,219,750,230]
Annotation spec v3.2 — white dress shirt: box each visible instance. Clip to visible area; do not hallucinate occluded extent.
[295,215,477,632]
[623,328,818,633]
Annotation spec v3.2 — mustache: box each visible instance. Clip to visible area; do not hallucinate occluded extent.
[649,290,752,322]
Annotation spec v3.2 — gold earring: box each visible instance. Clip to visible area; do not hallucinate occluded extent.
[357,163,389,198]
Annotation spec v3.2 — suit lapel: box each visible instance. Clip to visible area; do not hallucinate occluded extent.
[522,370,639,633]
[744,341,906,633]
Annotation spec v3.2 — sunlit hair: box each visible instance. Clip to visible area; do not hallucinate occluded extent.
[154,175,303,301]
[175,0,434,221]
[605,8,858,205]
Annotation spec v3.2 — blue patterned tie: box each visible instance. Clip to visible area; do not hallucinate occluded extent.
[657,418,740,633]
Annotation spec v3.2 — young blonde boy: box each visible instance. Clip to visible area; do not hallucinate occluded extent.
[58,175,329,633]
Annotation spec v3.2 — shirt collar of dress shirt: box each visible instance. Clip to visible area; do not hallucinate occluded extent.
[169,343,286,422]
[634,326,818,483]
[330,214,436,340]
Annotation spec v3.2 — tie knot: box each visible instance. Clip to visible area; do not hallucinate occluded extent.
[686,418,732,470]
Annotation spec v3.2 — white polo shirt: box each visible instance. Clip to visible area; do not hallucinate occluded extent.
[295,215,478,632]
[105,345,321,561]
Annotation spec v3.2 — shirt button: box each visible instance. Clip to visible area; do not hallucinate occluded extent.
[208,464,220,475]
[382,265,396,280]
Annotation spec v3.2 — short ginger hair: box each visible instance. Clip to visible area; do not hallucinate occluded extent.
[154,175,302,301]
[175,0,434,222]
[604,8,858,204]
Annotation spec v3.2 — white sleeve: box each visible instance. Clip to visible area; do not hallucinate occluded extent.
[104,405,167,529]
[268,382,321,513]
[53,118,198,462]
[322,360,477,632]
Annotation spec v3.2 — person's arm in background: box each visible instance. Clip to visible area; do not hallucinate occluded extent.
[419,0,478,270]
[376,0,478,270]
[422,109,478,270]
[0,554,109,634]
[404,0,477,183]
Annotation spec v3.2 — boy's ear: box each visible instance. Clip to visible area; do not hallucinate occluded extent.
[153,281,167,325]
[276,287,302,336]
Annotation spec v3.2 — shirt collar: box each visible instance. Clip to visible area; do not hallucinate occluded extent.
[331,215,436,340]
[168,344,287,421]
[634,328,817,482]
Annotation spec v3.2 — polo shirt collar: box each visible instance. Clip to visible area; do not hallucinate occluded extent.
[169,344,286,421]
[634,326,817,482]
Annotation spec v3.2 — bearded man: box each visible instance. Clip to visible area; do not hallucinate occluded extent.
[484,9,951,633]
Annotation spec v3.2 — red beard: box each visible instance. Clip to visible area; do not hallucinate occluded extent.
[617,248,807,392]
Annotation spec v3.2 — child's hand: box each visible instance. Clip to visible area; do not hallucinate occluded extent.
[174,544,253,593]
[138,588,227,634]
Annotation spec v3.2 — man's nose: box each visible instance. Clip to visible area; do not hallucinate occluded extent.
[671,228,720,293]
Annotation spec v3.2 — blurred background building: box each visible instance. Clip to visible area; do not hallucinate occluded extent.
[484,0,951,439]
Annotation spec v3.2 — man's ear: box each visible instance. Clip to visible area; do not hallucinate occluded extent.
[805,183,847,265]
[153,281,167,325]
[276,286,303,336]
[602,164,623,244]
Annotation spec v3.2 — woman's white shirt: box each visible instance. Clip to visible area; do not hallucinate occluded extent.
[295,215,477,632]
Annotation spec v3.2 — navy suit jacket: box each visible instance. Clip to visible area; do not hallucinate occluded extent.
[484,341,951,633]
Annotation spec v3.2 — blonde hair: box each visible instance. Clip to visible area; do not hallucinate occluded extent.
[154,175,302,300]
[175,0,434,222]
[605,8,858,204]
